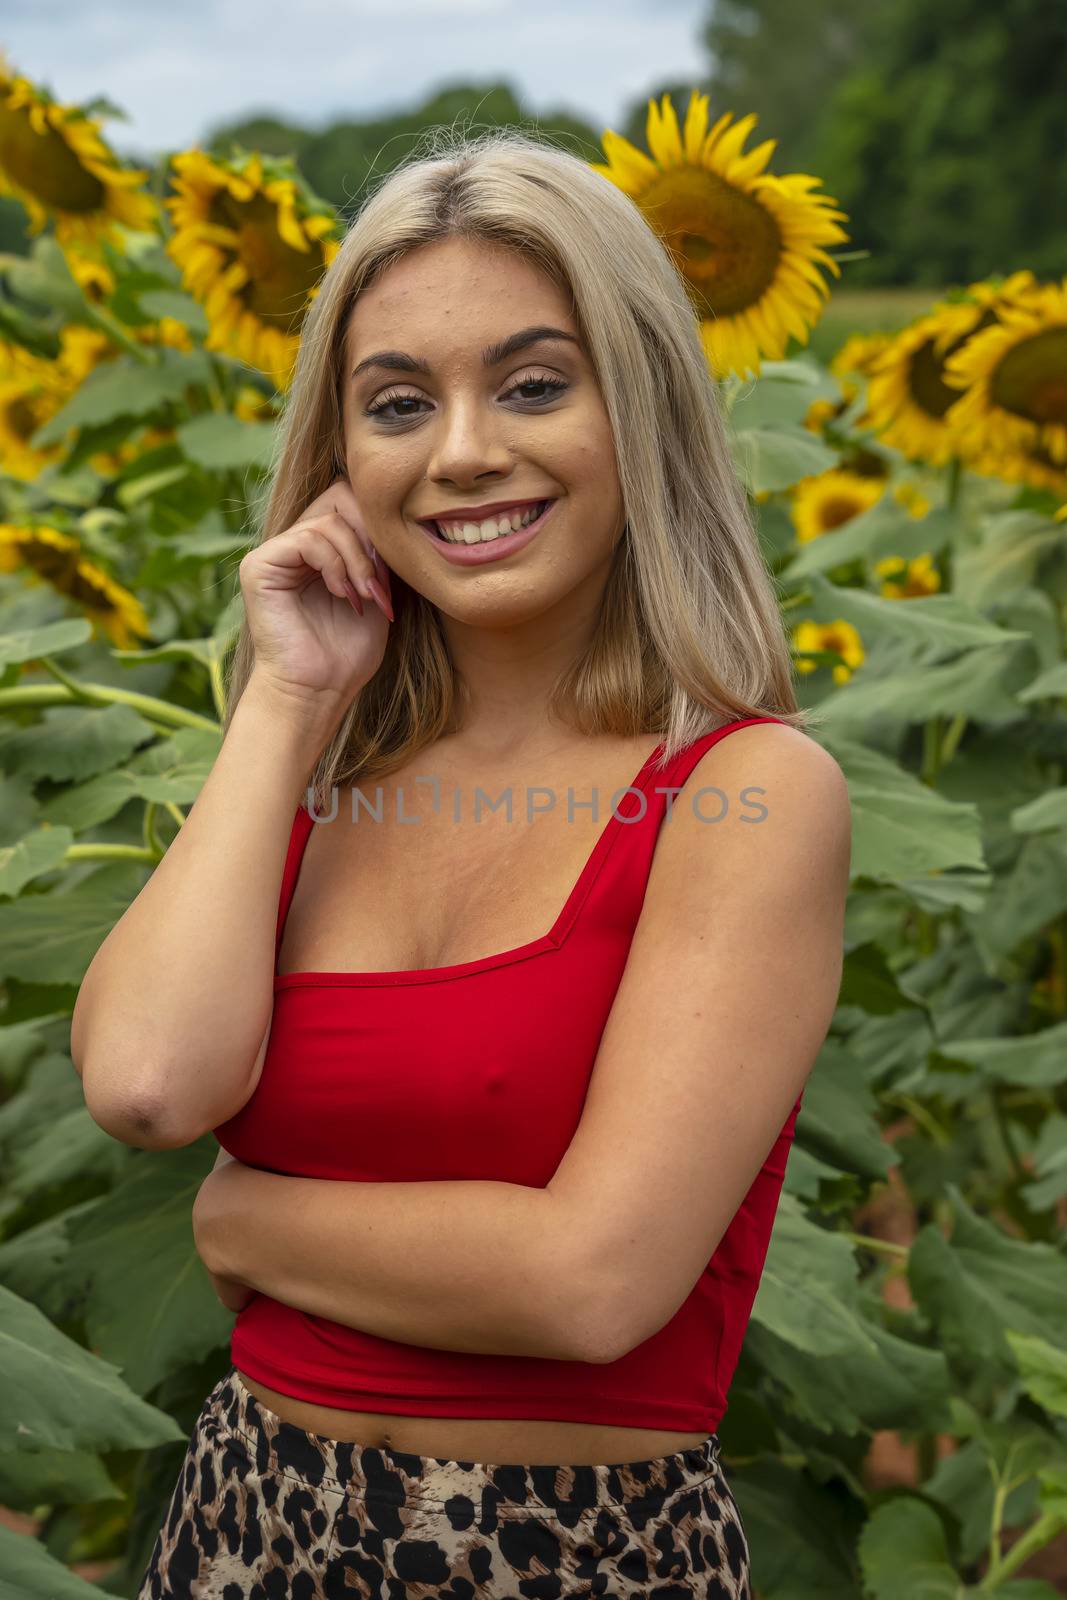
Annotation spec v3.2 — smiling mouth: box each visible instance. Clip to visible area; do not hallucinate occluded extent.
[425,500,554,543]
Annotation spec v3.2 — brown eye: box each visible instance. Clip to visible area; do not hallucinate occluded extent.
[365,372,568,424]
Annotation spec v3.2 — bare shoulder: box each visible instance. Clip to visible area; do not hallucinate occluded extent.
[654,720,852,901]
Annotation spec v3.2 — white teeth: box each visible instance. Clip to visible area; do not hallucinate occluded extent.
[434,502,546,544]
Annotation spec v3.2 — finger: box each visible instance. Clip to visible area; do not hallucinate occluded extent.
[315,478,375,561]
[291,515,376,601]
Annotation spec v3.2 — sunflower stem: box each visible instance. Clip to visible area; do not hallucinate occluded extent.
[80,304,157,365]
[0,677,219,731]
[945,455,963,512]
[63,843,159,864]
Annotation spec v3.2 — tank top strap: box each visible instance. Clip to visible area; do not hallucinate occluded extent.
[575,715,789,935]
[275,804,314,959]
[652,715,788,796]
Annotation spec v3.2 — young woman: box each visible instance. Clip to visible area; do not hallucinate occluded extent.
[76,126,850,1598]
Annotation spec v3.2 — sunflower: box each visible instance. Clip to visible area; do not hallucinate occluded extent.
[590,91,849,379]
[0,523,151,648]
[942,278,1067,467]
[968,442,1067,501]
[873,552,941,599]
[791,468,885,543]
[804,332,893,432]
[164,148,341,389]
[0,53,158,247]
[791,619,864,684]
[864,272,1039,466]
[64,244,192,353]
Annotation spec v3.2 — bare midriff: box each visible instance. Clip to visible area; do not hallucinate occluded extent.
[235,1370,711,1465]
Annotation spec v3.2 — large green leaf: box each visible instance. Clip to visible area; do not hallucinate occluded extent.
[0,618,93,667]
[0,1282,185,1453]
[0,702,155,784]
[791,1037,895,1180]
[730,423,838,493]
[61,1143,234,1395]
[729,1456,863,1598]
[748,1193,881,1358]
[0,825,74,897]
[819,735,986,882]
[38,724,221,830]
[0,862,149,985]
[177,411,277,470]
[857,1496,963,1600]
[0,1521,116,1599]
[933,1017,1067,1093]
[908,1185,1067,1381]
[783,505,958,580]
[806,571,1031,654]
[746,1289,952,1437]
[31,349,215,446]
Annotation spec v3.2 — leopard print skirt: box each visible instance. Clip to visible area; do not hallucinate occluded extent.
[136,1366,752,1597]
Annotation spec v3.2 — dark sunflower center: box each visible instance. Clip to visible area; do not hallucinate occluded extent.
[638,167,782,317]
[908,309,997,420]
[0,103,105,212]
[991,328,1067,425]
[819,496,866,529]
[208,190,325,331]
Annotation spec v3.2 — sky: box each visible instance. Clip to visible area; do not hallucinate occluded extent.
[2,0,710,163]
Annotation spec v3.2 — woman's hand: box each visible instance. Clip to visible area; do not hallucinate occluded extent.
[240,476,394,714]
[195,1148,256,1314]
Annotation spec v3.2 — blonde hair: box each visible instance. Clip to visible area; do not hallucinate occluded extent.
[221,123,814,811]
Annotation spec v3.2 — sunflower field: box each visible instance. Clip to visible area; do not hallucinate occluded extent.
[1,56,1067,1600]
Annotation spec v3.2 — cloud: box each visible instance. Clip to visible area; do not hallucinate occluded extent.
[3,0,707,159]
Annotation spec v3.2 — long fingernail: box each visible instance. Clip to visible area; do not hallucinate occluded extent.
[342,578,364,616]
[367,577,394,622]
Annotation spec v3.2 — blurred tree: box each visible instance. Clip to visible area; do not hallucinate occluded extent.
[204,84,605,218]
[701,0,1066,287]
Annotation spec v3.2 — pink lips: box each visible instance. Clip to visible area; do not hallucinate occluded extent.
[416,500,556,566]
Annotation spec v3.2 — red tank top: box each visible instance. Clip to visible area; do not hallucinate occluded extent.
[214,716,804,1431]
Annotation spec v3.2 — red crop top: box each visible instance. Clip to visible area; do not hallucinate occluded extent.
[214,716,805,1432]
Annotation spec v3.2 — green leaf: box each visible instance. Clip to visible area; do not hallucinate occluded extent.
[745,1288,953,1437]
[909,1185,1067,1381]
[0,1281,185,1452]
[177,411,277,471]
[819,735,986,882]
[35,724,220,834]
[0,1521,117,1598]
[730,424,838,493]
[749,1193,881,1358]
[0,825,74,898]
[806,571,1031,653]
[798,1038,896,1181]
[934,1018,1067,1093]
[0,618,93,667]
[857,1496,959,1600]
[136,288,210,337]
[1011,788,1067,834]
[0,1440,122,1514]
[783,505,958,580]
[0,702,155,784]
[62,1144,235,1395]
[1003,1332,1067,1419]
[31,348,215,446]
[0,861,149,985]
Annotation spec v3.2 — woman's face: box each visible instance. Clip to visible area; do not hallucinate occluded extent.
[340,236,625,631]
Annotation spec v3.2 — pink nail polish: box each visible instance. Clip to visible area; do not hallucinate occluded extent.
[343,578,364,616]
[367,577,394,622]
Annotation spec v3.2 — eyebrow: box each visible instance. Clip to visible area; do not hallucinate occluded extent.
[350,325,581,383]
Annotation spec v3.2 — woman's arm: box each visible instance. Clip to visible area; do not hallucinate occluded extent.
[71,675,340,1151]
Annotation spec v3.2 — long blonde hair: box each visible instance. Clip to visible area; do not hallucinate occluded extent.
[222,123,814,811]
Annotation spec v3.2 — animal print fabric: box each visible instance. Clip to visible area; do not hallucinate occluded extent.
[136,1366,752,1597]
